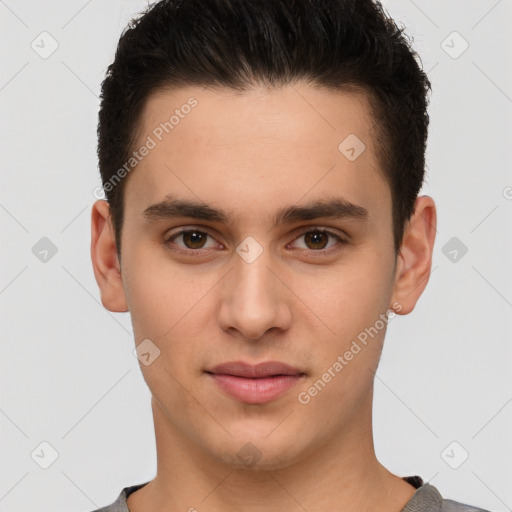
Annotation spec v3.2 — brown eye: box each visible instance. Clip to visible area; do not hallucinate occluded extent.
[290,228,347,255]
[181,230,208,249]
[164,229,218,254]
[303,231,330,250]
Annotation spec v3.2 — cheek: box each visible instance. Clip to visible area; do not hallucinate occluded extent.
[292,255,393,337]
[122,256,212,370]
[123,272,174,340]
[122,246,200,336]
[290,254,393,408]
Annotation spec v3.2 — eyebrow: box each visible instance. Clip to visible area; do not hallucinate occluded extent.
[142,194,369,226]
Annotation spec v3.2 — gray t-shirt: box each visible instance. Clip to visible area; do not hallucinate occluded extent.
[89,476,493,512]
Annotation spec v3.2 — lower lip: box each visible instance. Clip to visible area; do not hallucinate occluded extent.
[207,373,304,404]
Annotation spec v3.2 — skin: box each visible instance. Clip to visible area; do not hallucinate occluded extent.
[91,82,436,512]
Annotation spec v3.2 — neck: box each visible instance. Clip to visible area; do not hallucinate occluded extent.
[127,392,416,512]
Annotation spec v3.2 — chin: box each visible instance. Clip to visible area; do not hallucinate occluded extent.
[210,430,308,472]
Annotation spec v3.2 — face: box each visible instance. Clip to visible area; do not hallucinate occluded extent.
[92,82,434,471]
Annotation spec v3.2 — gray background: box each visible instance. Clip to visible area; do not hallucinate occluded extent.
[1,1,511,511]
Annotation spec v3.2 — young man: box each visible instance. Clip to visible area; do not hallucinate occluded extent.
[90,1,491,511]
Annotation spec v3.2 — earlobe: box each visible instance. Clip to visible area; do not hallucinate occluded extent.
[90,199,128,312]
[390,195,437,315]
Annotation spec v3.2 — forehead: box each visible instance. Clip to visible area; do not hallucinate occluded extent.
[125,82,390,226]
[140,82,377,151]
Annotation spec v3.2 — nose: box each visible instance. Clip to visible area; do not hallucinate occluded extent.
[217,248,292,341]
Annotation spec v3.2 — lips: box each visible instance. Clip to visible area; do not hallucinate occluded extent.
[206,360,304,378]
[205,360,306,404]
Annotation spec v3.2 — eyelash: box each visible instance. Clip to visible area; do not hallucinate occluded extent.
[163,227,348,257]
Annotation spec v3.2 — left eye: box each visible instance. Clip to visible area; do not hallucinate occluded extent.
[289,229,345,252]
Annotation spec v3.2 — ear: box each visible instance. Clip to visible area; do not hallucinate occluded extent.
[90,199,128,312]
[390,195,437,315]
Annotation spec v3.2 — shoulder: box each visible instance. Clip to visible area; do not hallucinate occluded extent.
[441,499,493,512]
[87,492,127,512]
[404,482,493,512]
[87,482,150,512]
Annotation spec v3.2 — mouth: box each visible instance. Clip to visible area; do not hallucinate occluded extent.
[205,360,306,404]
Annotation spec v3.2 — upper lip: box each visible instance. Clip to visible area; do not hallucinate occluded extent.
[206,360,304,378]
